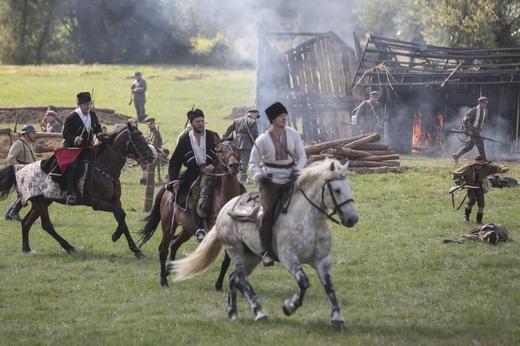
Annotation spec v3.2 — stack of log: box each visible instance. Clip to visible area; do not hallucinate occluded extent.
[304,132,409,173]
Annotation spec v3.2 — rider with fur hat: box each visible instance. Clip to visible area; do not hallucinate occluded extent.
[5,124,37,221]
[60,91,102,205]
[453,154,508,224]
[167,108,220,242]
[249,102,307,266]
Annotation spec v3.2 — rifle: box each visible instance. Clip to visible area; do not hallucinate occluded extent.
[128,91,133,106]
[91,88,95,110]
[449,129,503,144]
[448,184,480,209]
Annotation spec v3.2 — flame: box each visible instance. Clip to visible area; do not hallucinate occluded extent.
[411,112,444,154]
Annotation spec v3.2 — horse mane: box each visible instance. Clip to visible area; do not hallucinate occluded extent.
[95,124,139,153]
[296,158,344,189]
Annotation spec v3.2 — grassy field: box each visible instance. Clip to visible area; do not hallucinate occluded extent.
[1,65,520,346]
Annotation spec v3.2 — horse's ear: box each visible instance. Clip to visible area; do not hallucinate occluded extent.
[126,122,133,131]
[329,161,335,171]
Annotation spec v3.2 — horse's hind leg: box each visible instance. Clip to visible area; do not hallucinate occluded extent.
[24,198,76,254]
[315,257,345,329]
[215,251,231,292]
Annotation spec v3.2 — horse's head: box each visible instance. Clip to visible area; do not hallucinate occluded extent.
[119,123,155,164]
[215,138,240,175]
[298,158,358,228]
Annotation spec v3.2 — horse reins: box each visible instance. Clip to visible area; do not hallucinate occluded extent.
[204,141,239,177]
[299,174,355,225]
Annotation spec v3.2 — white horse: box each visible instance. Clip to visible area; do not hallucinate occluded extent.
[172,158,358,329]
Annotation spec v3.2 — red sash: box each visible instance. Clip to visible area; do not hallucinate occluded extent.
[54,147,83,173]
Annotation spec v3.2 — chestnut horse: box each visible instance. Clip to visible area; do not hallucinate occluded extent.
[172,158,358,328]
[0,123,154,257]
[137,138,241,287]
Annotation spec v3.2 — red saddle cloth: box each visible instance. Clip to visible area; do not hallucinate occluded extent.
[54,147,83,173]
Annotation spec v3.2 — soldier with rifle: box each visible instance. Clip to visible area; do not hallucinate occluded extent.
[452,96,489,163]
[452,154,508,225]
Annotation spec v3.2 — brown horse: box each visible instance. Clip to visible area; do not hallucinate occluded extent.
[0,123,155,257]
[137,138,241,287]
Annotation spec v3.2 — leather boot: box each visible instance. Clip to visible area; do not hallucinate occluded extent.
[463,208,471,222]
[66,174,76,205]
[5,198,22,221]
[476,212,483,225]
[259,228,274,267]
[192,205,206,242]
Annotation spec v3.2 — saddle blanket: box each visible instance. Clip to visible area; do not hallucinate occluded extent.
[14,161,88,206]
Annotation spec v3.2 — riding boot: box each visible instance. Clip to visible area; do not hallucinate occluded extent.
[463,208,471,222]
[476,212,484,225]
[259,228,274,267]
[5,198,23,221]
[66,173,76,205]
[192,205,206,242]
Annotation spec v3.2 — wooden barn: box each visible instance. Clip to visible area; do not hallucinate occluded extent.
[256,32,363,142]
[351,35,520,159]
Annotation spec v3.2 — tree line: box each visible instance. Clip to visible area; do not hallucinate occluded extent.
[1,0,519,66]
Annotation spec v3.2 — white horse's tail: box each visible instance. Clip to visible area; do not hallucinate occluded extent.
[172,226,224,281]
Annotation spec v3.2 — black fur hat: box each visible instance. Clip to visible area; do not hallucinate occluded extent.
[187,109,204,122]
[265,102,288,122]
[76,92,91,104]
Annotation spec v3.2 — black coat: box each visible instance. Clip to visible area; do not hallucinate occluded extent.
[62,110,102,148]
[168,129,219,210]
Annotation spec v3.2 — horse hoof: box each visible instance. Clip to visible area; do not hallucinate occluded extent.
[23,249,37,254]
[282,300,295,316]
[112,232,122,242]
[255,310,269,322]
[67,248,77,254]
[134,251,146,259]
[161,280,169,288]
[332,319,346,329]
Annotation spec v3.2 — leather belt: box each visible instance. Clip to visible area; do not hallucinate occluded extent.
[264,162,295,169]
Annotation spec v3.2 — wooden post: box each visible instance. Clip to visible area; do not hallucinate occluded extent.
[144,164,155,212]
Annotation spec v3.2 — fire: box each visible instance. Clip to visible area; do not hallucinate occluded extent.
[411,112,444,154]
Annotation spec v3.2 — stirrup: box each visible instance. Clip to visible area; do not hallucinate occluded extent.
[195,229,206,243]
[66,195,76,206]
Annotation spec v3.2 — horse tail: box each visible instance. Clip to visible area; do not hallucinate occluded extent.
[137,186,166,247]
[0,165,17,201]
[172,226,224,281]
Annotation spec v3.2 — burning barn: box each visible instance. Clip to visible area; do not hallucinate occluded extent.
[352,34,520,159]
[257,32,520,160]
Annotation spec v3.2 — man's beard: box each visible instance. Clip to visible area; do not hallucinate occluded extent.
[193,126,204,134]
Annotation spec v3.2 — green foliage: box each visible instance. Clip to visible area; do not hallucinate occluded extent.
[1,66,520,345]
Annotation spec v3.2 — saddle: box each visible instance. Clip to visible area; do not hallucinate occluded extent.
[227,181,295,224]
[40,150,92,194]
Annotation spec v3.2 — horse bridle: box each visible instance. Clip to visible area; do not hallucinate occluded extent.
[299,174,355,225]
[205,141,240,177]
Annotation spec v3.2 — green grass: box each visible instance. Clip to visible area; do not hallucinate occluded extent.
[1,65,520,345]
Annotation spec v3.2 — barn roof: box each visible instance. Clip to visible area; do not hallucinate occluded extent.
[352,35,520,87]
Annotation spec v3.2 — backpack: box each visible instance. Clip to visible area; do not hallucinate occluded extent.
[468,223,509,244]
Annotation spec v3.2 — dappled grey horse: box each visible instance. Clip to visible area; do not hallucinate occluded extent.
[172,158,358,329]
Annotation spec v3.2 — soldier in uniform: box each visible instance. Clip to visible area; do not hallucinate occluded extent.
[5,124,37,221]
[45,109,62,133]
[222,109,260,183]
[131,71,147,122]
[354,90,382,135]
[140,117,163,184]
[452,96,489,163]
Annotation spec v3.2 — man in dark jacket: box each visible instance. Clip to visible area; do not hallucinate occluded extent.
[60,91,102,205]
[167,108,219,242]
[452,96,489,163]
[354,90,382,135]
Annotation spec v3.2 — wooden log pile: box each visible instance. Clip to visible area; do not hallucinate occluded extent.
[304,132,409,173]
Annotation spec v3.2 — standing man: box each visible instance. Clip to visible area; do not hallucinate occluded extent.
[140,117,163,184]
[167,109,219,242]
[5,124,37,221]
[453,154,508,224]
[60,92,102,205]
[131,71,147,123]
[222,109,260,183]
[249,102,307,266]
[354,90,382,135]
[45,109,62,133]
[452,96,489,163]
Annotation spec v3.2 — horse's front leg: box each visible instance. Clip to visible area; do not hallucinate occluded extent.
[281,258,309,317]
[93,202,145,258]
[315,257,345,329]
